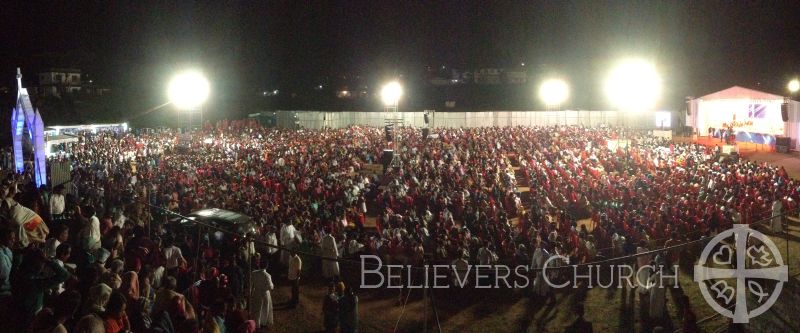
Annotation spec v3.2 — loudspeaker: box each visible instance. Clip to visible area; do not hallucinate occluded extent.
[775,136,790,146]
[424,113,430,124]
[685,97,692,116]
[384,124,394,141]
[781,103,788,122]
[422,128,430,138]
[381,149,394,166]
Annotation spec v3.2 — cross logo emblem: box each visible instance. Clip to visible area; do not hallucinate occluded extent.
[694,224,789,323]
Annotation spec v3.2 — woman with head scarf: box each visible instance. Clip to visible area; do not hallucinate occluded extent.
[83,283,112,315]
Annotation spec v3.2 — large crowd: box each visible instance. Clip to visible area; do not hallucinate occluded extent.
[0,120,797,333]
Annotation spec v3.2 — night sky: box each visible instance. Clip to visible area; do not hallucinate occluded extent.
[1,1,799,120]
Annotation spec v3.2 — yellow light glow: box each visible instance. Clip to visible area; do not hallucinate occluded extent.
[168,70,210,110]
[604,59,661,111]
[538,79,569,107]
[380,81,403,106]
[788,79,800,93]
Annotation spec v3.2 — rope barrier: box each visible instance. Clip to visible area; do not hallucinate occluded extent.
[141,199,799,273]
[392,285,414,333]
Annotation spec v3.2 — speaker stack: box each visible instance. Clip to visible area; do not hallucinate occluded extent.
[381,149,394,173]
[781,103,789,122]
[775,136,790,153]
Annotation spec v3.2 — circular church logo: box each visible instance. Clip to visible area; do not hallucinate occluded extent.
[694,224,789,323]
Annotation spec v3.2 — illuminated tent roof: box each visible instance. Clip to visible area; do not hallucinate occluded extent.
[698,86,784,101]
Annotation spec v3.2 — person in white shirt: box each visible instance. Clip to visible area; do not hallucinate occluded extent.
[636,241,652,295]
[288,251,302,308]
[771,197,783,233]
[451,253,470,287]
[51,242,72,295]
[279,222,297,265]
[49,185,66,218]
[45,225,69,259]
[320,232,340,280]
[112,210,127,229]
[264,228,278,255]
[249,257,274,328]
[531,243,551,299]
[78,206,101,252]
[477,242,496,265]
[163,238,186,275]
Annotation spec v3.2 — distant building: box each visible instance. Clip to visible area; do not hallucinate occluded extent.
[429,77,450,86]
[84,84,111,96]
[38,68,82,97]
[504,70,527,84]
[436,67,526,85]
[473,68,503,84]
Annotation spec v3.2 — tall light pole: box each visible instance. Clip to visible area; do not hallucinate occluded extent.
[168,70,210,130]
[605,59,661,127]
[604,59,661,167]
[381,81,403,167]
[381,81,403,112]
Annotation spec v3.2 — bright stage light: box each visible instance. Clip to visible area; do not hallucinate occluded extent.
[380,81,403,106]
[168,70,210,110]
[604,59,661,111]
[538,78,569,107]
[789,79,800,94]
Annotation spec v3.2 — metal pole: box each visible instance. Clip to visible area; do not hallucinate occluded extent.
[195,226,202,281]
[423,257,428,333]
[787,216,790,273]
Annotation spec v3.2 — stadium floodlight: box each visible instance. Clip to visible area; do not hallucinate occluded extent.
[604,59,661,111]
[788,79,800,94]
[168,70,210,110]
[380,81,403,106]
[538,78,569,107]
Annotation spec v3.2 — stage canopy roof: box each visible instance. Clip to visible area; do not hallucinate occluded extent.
[697,86,784,101]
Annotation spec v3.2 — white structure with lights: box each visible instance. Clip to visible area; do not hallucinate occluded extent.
[686,86,800,149]
[11,68,47,187]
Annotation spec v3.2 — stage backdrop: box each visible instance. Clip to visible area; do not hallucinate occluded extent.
[687,86,797,146]
[697,99,784,144]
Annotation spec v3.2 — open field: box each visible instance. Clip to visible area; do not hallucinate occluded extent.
[263,141,800,333]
